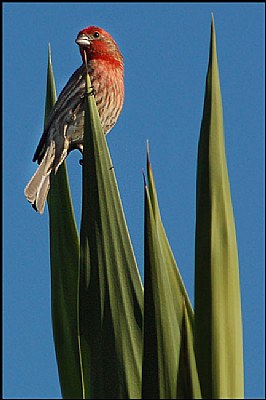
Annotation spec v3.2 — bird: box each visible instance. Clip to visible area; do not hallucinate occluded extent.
[24,26,124,214]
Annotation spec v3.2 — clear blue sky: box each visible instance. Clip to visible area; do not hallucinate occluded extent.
[3,3,265,399]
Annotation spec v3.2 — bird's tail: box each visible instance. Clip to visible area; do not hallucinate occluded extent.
[24,145,57,214]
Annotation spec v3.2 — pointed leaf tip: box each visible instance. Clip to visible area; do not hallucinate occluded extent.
[142,168,147,188]
[48,43,52,62]
[211,13,216,38]
[146,140,151,165]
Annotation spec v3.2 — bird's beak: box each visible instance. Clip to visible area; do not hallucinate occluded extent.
[75,33,91,47]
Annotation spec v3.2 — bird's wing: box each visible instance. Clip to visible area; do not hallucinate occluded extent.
[33,64,86,164]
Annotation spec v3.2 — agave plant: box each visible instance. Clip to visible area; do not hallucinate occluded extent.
[43,16,243,399]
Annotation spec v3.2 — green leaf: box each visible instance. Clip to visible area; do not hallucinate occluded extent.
[143,146,198,398]
[194,15,244,399]
[142,165,180,399]
[79,72,144,399]
[176,303,202,399]
[146,143,194,328]
[46,44,83,399]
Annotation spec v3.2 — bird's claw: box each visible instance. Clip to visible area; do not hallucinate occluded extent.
[82,86,95,98]
[89,87,96,96]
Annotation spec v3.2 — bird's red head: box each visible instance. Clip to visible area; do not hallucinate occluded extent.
[75,26,124,69]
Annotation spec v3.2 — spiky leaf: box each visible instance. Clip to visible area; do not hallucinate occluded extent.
[142,181,180,399]
[46,45,83,399]
[146,144,194,327]
[194,16,244,399]
[79,72,143,399]
[176,303,202,399]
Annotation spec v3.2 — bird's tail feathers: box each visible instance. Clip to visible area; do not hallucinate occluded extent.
[24,146,55,214]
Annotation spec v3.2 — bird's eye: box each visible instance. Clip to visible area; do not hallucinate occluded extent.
[93,31,100,39]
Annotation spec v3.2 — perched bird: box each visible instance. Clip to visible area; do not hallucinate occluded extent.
[24,26,124,214]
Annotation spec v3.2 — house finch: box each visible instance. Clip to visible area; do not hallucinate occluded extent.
[24,26,124,214]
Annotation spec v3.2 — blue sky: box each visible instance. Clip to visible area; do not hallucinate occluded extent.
[3,2,265,399]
